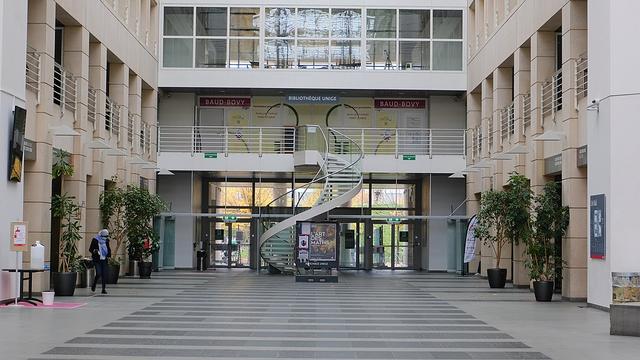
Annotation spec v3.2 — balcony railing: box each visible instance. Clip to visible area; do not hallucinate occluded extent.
[522,93,531,131]
[53,62,78,114]
[576,54,588,99]
[158,126,466,157]
[87,87,97,126]
[105,96,120,138]
[335,128,466,157]
[127,112,135,146]
[499,103,515,142]
[25,46,40,99]
[541,69,563,119]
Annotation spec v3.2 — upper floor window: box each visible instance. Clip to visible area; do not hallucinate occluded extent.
[162,6,463,71]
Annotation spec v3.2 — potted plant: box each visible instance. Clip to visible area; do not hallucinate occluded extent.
[475,173,531,288]
[99,180,127,283]
[124,185,165,279]
[51,193,82,296]
[525,181,569,301]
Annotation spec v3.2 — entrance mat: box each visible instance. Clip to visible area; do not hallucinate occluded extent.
[1,302,86,309]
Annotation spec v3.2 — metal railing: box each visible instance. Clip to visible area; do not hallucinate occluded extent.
[105,96,120,138]
[541,69,563,119]
[499,103,515,142]
[53,62,78,113]
[127,112,135,145]
[158,126,466,157]
[576,55,588,99]
[160,126,296,155]
[334,128,466,157]
[25,47,40,99]
[144,123,151,154]
[87,87,97,126]
[486,118,493,149]
[522,93,531,131]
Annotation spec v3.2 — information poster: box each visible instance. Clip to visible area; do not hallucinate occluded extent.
[590,194,606,259]
[296,221,338,269]
[10,222,28,252]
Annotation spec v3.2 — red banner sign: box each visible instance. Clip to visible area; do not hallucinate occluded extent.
[374,99,426,109]
[199,97,251,107]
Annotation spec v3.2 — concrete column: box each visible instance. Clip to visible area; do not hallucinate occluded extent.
[107,62,129,183]
[492,66,512,187]
[129,73,142,183]
[24,0,56,287]
[89,41,107,141]
[561,0,588,301]
[529,31,556,194]
[141,88,158,192]
[512,47,532,288]
[480,78,493,191]
[465,92,482,273]
[62,25,91,256]
[86,42,107,252]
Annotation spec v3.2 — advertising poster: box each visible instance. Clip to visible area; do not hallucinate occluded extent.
[296,221,338,268]
[590,194,606,259]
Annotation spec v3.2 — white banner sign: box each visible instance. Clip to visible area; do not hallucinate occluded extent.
[464,215,478,263]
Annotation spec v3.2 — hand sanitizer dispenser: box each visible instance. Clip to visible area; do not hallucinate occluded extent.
[31,241,45,270]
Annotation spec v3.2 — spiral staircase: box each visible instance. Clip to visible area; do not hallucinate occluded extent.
[258,128,363,274]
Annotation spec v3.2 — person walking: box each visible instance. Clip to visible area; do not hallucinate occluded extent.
[89,229,111,294]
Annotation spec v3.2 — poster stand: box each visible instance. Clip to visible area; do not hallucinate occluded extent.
[294,221,339,283]
[7,222,27,307]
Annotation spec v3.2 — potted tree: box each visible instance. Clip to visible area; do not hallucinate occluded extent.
[51,192,82,296]
[50,149,82,296]
[525,181,569,301]
[475,173,531,288]
[99,179,126,284]
[124,185,165,279]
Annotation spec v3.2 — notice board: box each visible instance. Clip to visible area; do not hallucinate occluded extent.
[590,194,606,259]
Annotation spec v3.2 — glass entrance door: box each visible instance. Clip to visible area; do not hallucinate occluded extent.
[372,222,414,269]
[211,221,251,268]
[338,222,364,269]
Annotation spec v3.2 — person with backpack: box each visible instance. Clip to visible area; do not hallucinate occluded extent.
[89,229,111,294]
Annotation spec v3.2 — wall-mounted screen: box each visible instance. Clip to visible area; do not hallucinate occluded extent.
[8,106,26,182]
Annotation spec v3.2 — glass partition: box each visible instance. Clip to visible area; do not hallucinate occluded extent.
[162,6,463,71]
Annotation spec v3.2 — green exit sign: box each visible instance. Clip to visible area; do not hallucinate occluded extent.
[223,215,237,223]
[204,152,218,159]
[402,154,416,160]
[386,217,402,224]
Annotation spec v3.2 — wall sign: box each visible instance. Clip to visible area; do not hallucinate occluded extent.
[286,95,340,104]
[199,97,251,107]
[544,154,562,175]
[590,194,606,260]
[577,145,587,168]
[374,99,426,109]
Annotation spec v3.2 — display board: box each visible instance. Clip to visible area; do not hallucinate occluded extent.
[590,194,606,259]
[296,221,338,269]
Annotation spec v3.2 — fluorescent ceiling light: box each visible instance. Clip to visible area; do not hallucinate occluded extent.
[533,131,564,142]
[505,144,528,154]
[157,168,174,175]
[88,139,111,149]
[51,124,80,137]
[449,172,466,179]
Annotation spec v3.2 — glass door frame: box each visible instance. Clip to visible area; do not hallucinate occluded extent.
[371,220,415,270]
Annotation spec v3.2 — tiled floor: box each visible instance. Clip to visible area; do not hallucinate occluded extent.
[1,270,639,359]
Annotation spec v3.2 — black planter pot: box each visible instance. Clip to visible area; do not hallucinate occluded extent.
[138,262,153,279]
[487,268,507,288]
[106,263,120,284]
[533,280,555,302]
[52,272,77,296]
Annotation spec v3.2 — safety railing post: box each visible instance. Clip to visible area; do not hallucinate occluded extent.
[224,128,229,157]
[462,129,466,158]
[394,129,398,159]
[429,129,433,158]
[259,127,263,157]
[361,129,365,158]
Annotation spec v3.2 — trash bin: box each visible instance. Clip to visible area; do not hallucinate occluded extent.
[196,250,207,271]
[42,291,55,305]
[79,258,94,288]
